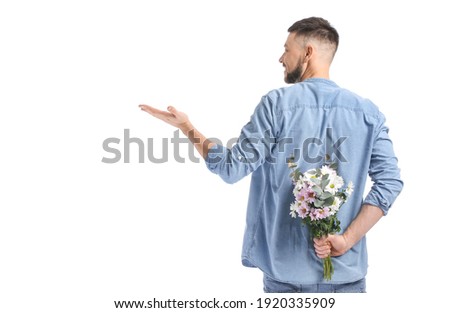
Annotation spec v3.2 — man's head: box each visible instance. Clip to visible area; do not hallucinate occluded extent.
[279,17,339,83]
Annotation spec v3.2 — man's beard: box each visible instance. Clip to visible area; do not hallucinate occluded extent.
[285,61,302,84]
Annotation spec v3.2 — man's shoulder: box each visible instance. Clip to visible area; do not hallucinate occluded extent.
[262,84,293,100]
[335,87,381,117]
[262,81,379,110]
[264,81,311,96]
[261,83,307,105]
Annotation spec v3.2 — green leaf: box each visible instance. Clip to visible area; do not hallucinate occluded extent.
[314,199,324,207]
[321,191,334,199]
[323,196,335,206]
[311,185,322,196]
[321,179,330,190]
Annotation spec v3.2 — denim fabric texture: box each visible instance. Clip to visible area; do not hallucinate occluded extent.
[263,275,366,293]
[205,78,403,284]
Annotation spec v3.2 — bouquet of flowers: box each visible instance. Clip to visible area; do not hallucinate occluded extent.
[288,156,353,280]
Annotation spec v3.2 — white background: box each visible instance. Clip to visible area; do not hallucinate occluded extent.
[1,0,448,312]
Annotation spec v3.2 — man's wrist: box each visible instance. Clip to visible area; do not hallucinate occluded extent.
[179,121,194,135]
[342,232,352,253]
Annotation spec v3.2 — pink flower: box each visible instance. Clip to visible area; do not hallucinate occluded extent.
[296,186,312,202]
[305,189,316,204]
[296,190,306,202]
[296,184,316,204]
[297,202,310,218]
[309,209,317,221]
[315,207,331,219]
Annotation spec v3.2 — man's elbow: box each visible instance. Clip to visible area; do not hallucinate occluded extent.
[220,174,243,185]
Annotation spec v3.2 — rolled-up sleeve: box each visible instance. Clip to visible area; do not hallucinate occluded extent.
[205,95,277,184]
[363,113,403,214]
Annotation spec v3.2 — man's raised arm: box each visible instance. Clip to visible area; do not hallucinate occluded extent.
[139,105,215,159]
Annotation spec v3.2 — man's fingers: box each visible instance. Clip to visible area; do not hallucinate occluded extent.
[315,245,331,259]
[139,104,154,115]
[314,241,330,249]
[314,238,331,258]
[314,242,331,252]
[167,106,182,119]
[139,104,174,120]
[139,104,189,129]
[313,237,328,246]
[139,104,161,115]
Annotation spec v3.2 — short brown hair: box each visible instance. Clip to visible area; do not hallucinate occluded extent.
[288,17,339,53]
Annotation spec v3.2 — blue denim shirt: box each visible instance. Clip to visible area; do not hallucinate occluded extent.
[205,78,403,284]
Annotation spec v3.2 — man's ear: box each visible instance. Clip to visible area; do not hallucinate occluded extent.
[304,44,314,62]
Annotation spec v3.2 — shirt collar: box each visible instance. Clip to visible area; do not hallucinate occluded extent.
[302,78,338,87]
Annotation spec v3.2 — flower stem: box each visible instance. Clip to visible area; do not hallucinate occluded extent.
[323,255,334,281]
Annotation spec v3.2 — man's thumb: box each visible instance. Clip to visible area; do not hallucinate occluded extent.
[327,234,337,244]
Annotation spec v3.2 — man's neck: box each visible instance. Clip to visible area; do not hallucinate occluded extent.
[299,65,330,82]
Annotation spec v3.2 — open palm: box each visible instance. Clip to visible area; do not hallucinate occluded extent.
[139,105,190,129]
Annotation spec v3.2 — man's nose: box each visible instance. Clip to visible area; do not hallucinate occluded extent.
[279,53,284,63]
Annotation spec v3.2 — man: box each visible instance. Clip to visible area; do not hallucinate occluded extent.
[139,17,403,293]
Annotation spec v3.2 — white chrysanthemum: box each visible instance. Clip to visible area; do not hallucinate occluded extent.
[346,181,354,196]
[320,165,336,177]
[304,169,318,185]
[290,202,298,218]
[325,183,338,194]
[293,180,303,196]
[330,197,342,214]
[326,175,344,193]
[332,175,344,189]
[295,180,305,190]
